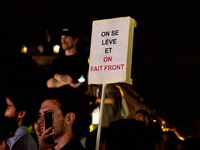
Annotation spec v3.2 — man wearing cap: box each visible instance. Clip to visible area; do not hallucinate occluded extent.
[47,27,88,94]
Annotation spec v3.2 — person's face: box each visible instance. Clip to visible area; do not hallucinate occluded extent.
[4,97,17,118]
[134,112,148,123]
[38,99,66,138]
[61,35,77,50]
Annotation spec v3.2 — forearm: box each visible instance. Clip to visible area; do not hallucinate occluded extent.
[47,74,82,89]
[54,74,72,84]
[46,78,66,88]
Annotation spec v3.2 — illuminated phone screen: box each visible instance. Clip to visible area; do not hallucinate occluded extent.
[78,75,85,83]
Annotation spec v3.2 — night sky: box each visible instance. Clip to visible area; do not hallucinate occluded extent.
[1,0,200,138]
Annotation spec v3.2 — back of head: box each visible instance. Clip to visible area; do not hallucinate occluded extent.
[162,131,181,144]
[135,108,150,116]
[105,119,158,150]
[176,137,200,150]
[85,127,108,150]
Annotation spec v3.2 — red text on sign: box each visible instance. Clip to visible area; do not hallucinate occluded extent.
[90,65,103,72]
[104,64,124,71]
[103,57,112,62]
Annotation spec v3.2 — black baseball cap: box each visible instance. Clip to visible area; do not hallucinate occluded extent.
[61,27,79,38]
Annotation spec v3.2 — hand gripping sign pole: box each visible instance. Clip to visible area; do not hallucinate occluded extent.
[88,16,137,150]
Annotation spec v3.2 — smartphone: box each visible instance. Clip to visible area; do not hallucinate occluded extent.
[78,75,85,83]
[45,112,55,144]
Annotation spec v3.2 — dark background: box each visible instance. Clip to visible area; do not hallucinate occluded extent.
[0,0,200,138]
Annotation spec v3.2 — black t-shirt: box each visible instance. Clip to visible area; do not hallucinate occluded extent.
[49,52,88,93]
[53,138,85,150]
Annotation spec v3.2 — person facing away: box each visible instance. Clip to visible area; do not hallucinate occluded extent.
[37,86,86,150]
[161,131,181,150]
[105,119,165,150]
[176,137,200,150]
[85,127,108,150]
[46,27,89,94]
[134,108,163,136]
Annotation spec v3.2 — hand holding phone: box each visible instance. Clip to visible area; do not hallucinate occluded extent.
[39,127,57,150]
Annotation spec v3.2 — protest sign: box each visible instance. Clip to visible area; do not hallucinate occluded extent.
[89,16,137,85]
[89,16,137,150]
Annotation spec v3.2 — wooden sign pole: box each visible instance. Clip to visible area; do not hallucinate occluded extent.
[95,83,107,150]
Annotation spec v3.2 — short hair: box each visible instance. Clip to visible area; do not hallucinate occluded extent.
[4,83,40,127]
[39,86,82,115]
[38,86,88,138]
[135,108,150,116]
[2,56,46,127]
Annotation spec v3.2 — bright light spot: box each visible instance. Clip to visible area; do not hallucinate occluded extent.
[53,45,60,54]
[162,127,185,141]
[153,120,156,122]
[161,120,166,125]
[89,124,94,132]
[78,75,85,83]
[21,45,27,54]
[92,107,99,124]
[115,85,124,97]
[28,125,33,133]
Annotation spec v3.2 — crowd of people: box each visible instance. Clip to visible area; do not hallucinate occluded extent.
[0,27,199,150]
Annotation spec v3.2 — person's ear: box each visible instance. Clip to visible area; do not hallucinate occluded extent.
[65,112,76,125]
[74,38,78,44]
[17,110,26,119]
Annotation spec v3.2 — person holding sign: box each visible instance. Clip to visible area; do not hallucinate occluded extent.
[47,27,88,94]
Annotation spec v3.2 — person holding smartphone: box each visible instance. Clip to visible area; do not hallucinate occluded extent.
[46,27,88,94]
[37,86,86,150]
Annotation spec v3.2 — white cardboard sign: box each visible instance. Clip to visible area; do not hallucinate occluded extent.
[89,16,137,85]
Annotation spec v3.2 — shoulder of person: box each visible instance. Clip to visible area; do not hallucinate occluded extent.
[12,132,37,150]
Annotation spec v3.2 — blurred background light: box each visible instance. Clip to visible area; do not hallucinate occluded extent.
[21,45,27,54]
[89,124,94,132]
[37,45,44,54]
[53,45,60,54]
